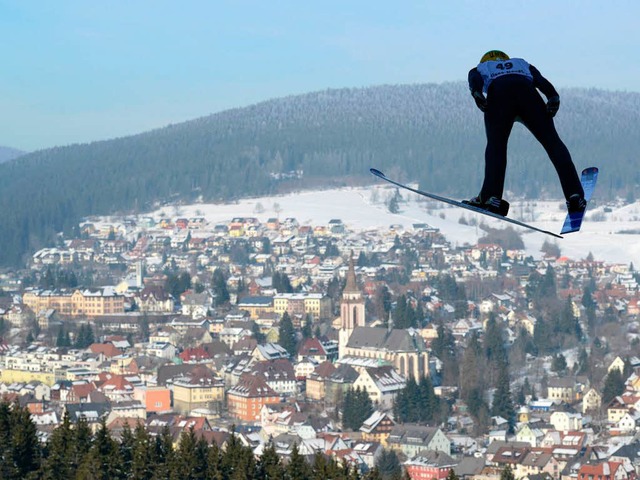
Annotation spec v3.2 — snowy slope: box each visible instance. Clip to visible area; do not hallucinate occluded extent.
[151,183,640,265]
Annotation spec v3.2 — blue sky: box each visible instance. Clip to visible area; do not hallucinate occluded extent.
[1,0,639,151]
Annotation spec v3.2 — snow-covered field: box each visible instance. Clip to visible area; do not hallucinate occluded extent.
[151,183,640,265]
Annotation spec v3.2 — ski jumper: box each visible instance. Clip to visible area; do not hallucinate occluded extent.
[468,58,584,202]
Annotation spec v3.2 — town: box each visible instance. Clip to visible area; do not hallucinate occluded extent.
[0,210,638,480]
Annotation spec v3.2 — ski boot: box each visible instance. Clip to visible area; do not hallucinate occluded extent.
[462,195,510,217]
[566,194,587,214]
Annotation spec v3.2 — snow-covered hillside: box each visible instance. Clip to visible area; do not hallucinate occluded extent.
[151,183,640,265]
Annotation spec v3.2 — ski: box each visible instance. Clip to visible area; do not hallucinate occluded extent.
[370,168,563,239]
[560,167,599,234]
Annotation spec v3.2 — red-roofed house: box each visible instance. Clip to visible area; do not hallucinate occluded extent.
[90,342,122,358]
[297,337,330,363]
[96,373,135,402]
[405,451,457,480]
[578,462,628,480]
[67,382,97,404]
[227,373,280,422]
[179,347,211,363]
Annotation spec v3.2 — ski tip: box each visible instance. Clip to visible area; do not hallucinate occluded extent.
[369,168,386,178]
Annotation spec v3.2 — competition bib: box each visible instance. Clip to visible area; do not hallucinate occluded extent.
[476,57,533,93]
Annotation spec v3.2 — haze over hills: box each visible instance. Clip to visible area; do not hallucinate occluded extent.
[0,146,25,163]
[0,82,639,266]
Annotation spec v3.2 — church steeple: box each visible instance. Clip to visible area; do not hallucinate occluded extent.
[344,252,358,294]
[338,251,366,358]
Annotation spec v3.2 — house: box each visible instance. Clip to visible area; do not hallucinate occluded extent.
[387,424,451,458]
[297,337,332,363]
[547,378,575,404]
[96,373,135,402]
[352,441,383,471]
[360,410,396,447]
[226,373,280,422]
[582,388,602,413]
[611,411,639,434]
[107,400,147,423]
[607,396,633,423]
[608,356,626,374]
[178,347,211,363]
[250,359,298,396]
[324,364,359,407]
[136,286,174,313]
[294,357,319,381]
[352,366,406,410]
[65,402,111,431]
[518,450,562,480]
[133,385,171,414]
[180,291,212,319]
[220,327,251,348]
[578,462,629,480]
[306,361,336,401]
[146,342,177,359]
[260,403,302,437]
[171,366,225,415]
[252,343,290,361]
[549,411,582,432]
[515,423,544,447]
[405,450,457,480]
[610,441,640,478]
[237,296,274,320]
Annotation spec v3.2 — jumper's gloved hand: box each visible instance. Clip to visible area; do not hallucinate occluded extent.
[547,95,560,117]
[472,91,487,112]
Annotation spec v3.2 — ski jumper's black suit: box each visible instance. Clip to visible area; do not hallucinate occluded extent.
[468,59,584,202]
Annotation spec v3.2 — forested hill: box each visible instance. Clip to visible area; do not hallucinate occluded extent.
[0,82,639,266]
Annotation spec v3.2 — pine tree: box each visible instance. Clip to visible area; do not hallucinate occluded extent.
[119,422,135,477]
[212,268,230,306]
[56,325,66,348]
[7,403,41,479]
[278,311,297,356]
[551,353,568,373]
[342,388,355,429]
[342,387,373,431]
[286,443,311,480]
[206,442,224,480]
[40,410,74,480]
[460,332,485,402]
[85,324,95,346]
[75,324,86,349]
[311,451,342,480]
[73,416,93,471]
[221,429,256,479]
[256,440,285,479]
[375,449,401,480]
[500,465,516,480]
[77,418,122,480]
[491,363,515,433]
[171,427,202,480]
[418,375,440,423]
[602,368,625,403]
[302,314,313,339]
[484,315,507,369]
[152,425,174,479]
[131,422,155,480]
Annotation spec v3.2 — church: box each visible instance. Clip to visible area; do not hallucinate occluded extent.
[337,257,429,379]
